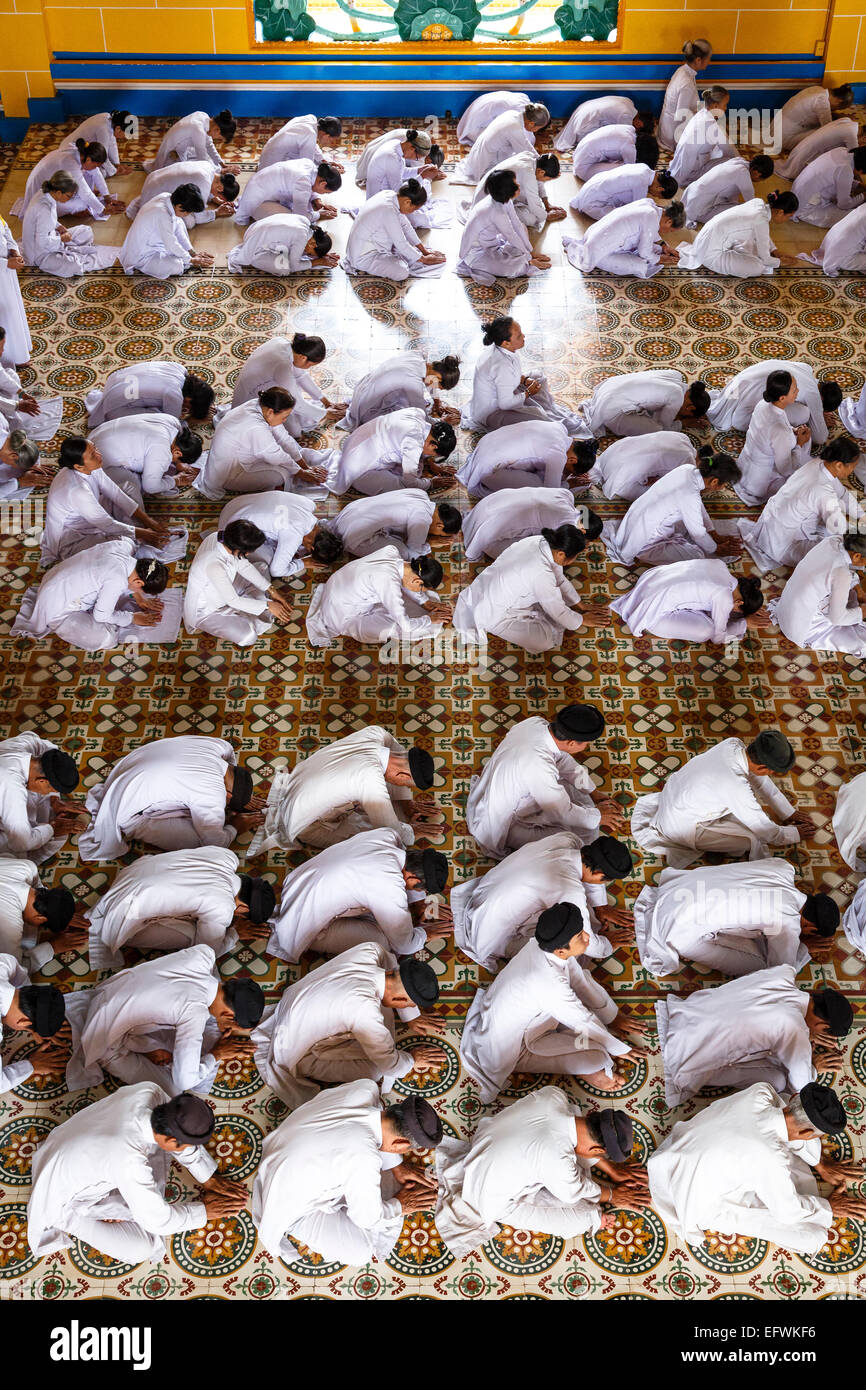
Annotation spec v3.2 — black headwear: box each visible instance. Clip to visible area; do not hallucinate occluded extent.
[552,704,605,741]
[421,849,448,894]
[799,1082,847,1135]
[803,893,840,938]
[40,748,79,794]
[393,1095,443,1148]
[748,730,795,773]
[598,1109,633,1162]
[399,958,440,1008]
[238,875,275,925]
[535,901,584,952]
[228,764,253,812]
[408,746,434,790]
[587,836,633,880]
[157,1092,215,1145]
[33,887,76,933]
[812,988,854,1038]
[18,984,65,1037]
[224,977,265,1028]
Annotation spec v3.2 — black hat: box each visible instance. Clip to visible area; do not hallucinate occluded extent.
[18,984,65,1037]
[598,1109,633,1162]
[157,1092,215,1146]
[535,901,584,952]
[812,988,854,1038]
[803,893,840,938]
[33,887,76,933]
[747,730,795,773]
[393,1095,443,1148]
[408,746,434,790]
[585,836,633,880]
[40,748,79,794]
[228,764,253,812]
[799,1082,847,1135]
[238,875,275,925]
[399,959,440,1008]
[421,849,448,894]
[551,704,605,741]
[223,977,265,1028]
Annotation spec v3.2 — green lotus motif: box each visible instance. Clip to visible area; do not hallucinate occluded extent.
[554,0,619,41]
[254,0,316,42]
[393,0,483,41]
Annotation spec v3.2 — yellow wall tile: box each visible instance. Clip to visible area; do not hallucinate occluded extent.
[0,70,29,115]
[26,68,57,98]
[625,0,686,11]
[734,11,825,53]
[101,7,214,51]
[213,8,252,50]
[622,11,736,52]
[825,13,860,69]
[0,11,50,54]
[44,7,106,51]
[13,0,47,11]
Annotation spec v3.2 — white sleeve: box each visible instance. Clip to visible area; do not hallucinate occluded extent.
[827,564,862,626]
[93,566,134,628]
[204,557,270,616]
[170,1007,219,1094]
[118,1149,209,1235]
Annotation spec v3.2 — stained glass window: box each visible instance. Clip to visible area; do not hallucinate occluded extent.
[252,0,620,46]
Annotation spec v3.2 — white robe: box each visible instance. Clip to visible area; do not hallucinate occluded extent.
[669,107,737,188]
[572,124,636,182]
[196,398,303,499]
[565,197,664,278]
[365,138,439,229]
[775,86,833,152]
[630,736,798,868]
[461,938,626,1102]
[250,725,414,856]
[355,128,409,184]
[771,533,866,655]
[739,458,861,572]
[465,343,585,435]
[580,369,686,438]
[457,91,529,146]
[12,146,109,222]
[259,114,325,169]
[834,770,866,871]
[0,857,54,972]
[78,735,238,862]
[657,964,814,1106]
[648,1083,830,1254]
[466,714,601,859]
[734,397,811,505]
[21,192,116,278]
[67,112,123,176]
[327,407,429,496]
[27,1081,216,1262]
[677,198,780,278]
[119,192,194,279]
[776,117,860,181]
[226,213,317,275]
[231,335,325,434]
[145,111,222,172]
[267,827,425,962]
[88,412,183,496]
[458,419,571,496]
[0,362,61,440]
[462,486,580,561]
[0,216,32,364]
[792,147,863,227]
[588,431,696,500]
[611,557,743,643]
[453,109,535,184]
[40,466,138,567]
[343,191,440,281]
[0,953,35,1091]
[571,163,654,221]
[252,1078,404,1266]
[252,941,417,1107]
[603,464,715,566]
[659,62,700,151]
[707,359,828,442]
[680,156,754,227]
[330,489,434,559]
[452,831,610,969]
[0,731,69,862]
[843,876,866,951]
[435,1087,603,1258]
[463,150,547,231]
[341,351,431,432]
[183,531,272,645]
[125,160,219,229]
[86,844,242,970]
[235,158,318,226]
[634,858,808,977]
[456,194,537,286]
[86,361,188,428]
[306,544,438,648]
[556,95,637,152]
[453,533,583,653]
[817,203,866,279]
[65,943,221,1095]
[217,490,317,576]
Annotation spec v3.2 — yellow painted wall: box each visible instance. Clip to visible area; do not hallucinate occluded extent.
[825,0,866,84]
[1,0,55,119]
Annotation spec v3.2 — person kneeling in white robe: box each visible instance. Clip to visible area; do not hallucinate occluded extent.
[234,157,341,226]
[306,547,451,648]
[454,103,549,184]
[572,126,658,183]
[458,421,596,497]
[120,185,215,280]
[86,361,215,429]
[12,542,183,651]
[585,431,697,501]
[85,846,276,970]
[630,730,814,867]
[634,857,839,977]
[462,487,600,562]
[458,91,530,146]
[231,331,338,434]
[453,831,633,970]
[258,114,343,170]
[579,369,710,438]
[679,154,773,228]
[740,438,862,573]
[252,1084,443,1267]
[330,491,461,560]
[65,944,264,1094]
[125,160,238,229]
[648,1081,865,1255]
[267,832,448,961]
[733,369,814,506]
[250,725,438,856]
[183,519,296,646]
[0,954,67,1092]
[556,95,651,152]
[834,769,866,871]
[461,902,649,1102]
[463,152,564,232]
[465,314,589,435]
[677,192,800,277]
[27,1086,246,1265]
[253,946,445,1107]
[196,387,329,499]
[669,91,737,188]
[435,1087,648,1257]
[88,412,203,497]
[814,203,866,278]
[0,733,83,863]
[456,168,549,287]
[341,349,460,431]
[453,528,609,654]
[78,734,262,862]
[611,559,765,644]
[0,856,85,971]
[775,84,854,152]
[564,197,684,278]
[792,146,866,228]
[603,451,741,567]
[466,703,623,859]
[708,359,839,446]
[21,172,118,278]
[570,164,677,222]
[217,491,342,577]
[772,530,866,656]
[227,215,338,275]
[657,967,851,1107]
[343,182,446,280]
[327,409,456,496]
